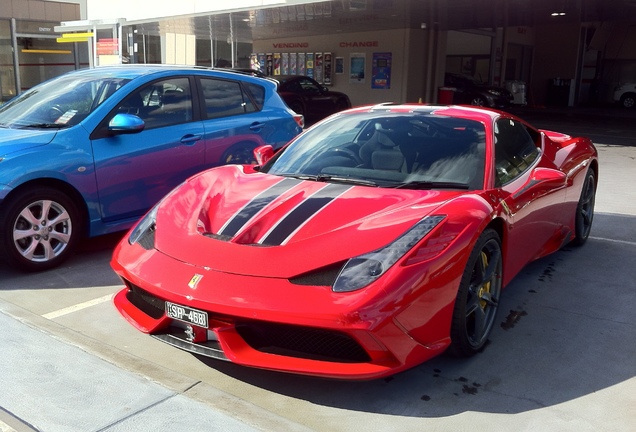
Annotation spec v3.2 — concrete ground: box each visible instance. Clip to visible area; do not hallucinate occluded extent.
[0,105,635,432]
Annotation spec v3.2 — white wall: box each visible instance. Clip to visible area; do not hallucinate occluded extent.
[447,31,491,56]
[161,33,197,65]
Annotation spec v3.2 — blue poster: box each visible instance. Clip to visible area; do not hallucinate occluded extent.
[372,52,392,89]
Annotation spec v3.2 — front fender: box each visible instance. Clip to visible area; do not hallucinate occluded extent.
[0,129,100,227]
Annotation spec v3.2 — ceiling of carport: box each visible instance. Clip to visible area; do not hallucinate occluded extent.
[129,0,636,42]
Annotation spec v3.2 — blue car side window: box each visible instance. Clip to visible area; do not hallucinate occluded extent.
[200,78,249,119]
[118,77,193,130]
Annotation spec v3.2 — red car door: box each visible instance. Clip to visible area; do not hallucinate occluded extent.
[493,118,569,283]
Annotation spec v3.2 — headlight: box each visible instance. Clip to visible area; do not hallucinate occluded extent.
[332,216,445,292]
[487,89,502,96]
[128,204,159,247]
[128,182,185,248]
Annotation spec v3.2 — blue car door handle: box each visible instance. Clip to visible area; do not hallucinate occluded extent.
[249,122,265,132]
[180,134,202,145]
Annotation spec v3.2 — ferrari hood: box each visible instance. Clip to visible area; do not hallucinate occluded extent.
[154,166,463,278]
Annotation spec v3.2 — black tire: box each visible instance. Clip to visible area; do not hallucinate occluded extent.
[222,141,258,165]
[571,168,596,246]
[620,93,635,109]
[0,187,81,272]
[448,229,502,357]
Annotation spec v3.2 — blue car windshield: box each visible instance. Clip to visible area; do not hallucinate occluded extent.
[0,74,130,129]
[262,112,487,190]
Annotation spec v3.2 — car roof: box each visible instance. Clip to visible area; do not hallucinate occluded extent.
[271,75,312,83]
[344,103,505,123]
[64,65,275,85]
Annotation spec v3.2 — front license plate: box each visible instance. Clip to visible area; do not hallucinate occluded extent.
[165,302,208,328]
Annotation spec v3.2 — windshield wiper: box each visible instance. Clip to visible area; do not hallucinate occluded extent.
[392,180,470,190]
[280,173,378,187]
[21,123,68,129]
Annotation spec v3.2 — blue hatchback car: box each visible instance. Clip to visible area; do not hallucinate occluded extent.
[0,65,303,271]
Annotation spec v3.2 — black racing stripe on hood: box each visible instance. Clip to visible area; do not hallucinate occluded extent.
[219,177,301,237]
[260,183,352,246]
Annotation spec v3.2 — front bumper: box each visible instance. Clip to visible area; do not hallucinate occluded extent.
[111,244,452,380]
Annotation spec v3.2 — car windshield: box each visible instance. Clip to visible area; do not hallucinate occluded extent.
[262,111,486,190]
[0,74,131,129]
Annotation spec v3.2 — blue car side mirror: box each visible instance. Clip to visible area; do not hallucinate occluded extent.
[108,113,145,134]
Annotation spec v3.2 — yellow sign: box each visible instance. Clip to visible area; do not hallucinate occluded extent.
[63,32,94,38]
[57,32,94,43]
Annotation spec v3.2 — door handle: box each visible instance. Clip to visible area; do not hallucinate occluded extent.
[249,122,265,131]
[180,134,202,145]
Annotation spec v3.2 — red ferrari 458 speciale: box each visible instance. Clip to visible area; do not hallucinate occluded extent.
[111,104,597,380]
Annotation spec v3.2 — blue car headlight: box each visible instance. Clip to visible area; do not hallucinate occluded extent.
[332,216,445,292]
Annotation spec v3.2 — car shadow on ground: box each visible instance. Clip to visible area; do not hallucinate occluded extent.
[195,212,635,417]
[0,214,633,418]
[0,232,124,290]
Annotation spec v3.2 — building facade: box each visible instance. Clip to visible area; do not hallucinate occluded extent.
[3,0,636,108]
[0,0,83,102]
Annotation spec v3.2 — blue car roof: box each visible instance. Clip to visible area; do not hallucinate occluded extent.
[68,65,271,84]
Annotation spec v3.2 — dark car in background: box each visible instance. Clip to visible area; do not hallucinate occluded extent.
[273,75,352,124]
[0,65,302,271]
[223,70,351,125]
[444,73,513,108]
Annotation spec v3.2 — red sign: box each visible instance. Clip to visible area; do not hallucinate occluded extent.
[339,41,379,48]
[97,38,118,55]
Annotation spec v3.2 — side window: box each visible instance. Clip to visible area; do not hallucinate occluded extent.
[283,80,303,93]
[243,82,265,110]
[200,78,249,119]
[117,77,193,130]
[494,118,540,186]
[299,78,320,93]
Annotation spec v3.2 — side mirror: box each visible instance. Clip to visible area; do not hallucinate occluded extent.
[530,167,567,185]
[108,113,145,134]
[527,167,567,193]
[253,145,275,166]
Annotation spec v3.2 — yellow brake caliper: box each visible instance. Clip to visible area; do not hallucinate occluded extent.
[478,251,491,309]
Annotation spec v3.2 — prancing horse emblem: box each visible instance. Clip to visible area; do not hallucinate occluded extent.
[185,325,195,342]
[188,274,203,289]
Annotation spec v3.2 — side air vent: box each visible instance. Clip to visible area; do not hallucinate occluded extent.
[203,232,234,241]
[289,262,345,286]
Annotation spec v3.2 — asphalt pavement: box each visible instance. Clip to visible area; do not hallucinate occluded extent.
[0,103,635,432]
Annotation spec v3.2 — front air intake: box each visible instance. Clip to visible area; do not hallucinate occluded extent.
[236,321,370,363]
[126,283,164,319]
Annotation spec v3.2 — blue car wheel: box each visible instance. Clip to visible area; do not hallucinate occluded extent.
[0,187,82,272]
